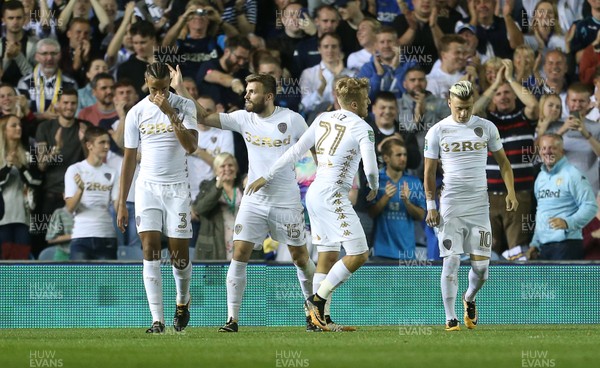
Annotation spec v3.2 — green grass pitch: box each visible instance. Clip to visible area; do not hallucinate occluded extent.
[2,325,599,368]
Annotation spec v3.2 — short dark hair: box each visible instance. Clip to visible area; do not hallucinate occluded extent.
[567,81,593,95]
[2,1,24,16]
[114,79,136,90]
[381,138,405,157]
[58,88,78,100]
[225,35,252,52]
[129,20,156,39]
[91,73,114,89]
[82,126,109,156]
[318,32,342,48]
[373,91,397,105]
[405,66,427,76]
[68,17,91,31]
[245,74,277,96]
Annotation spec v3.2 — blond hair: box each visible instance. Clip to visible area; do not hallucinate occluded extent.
[212,152,238,173]
[335,77,370,106]
[538,93,562,122]
[0,115,27,168]
[449,81,474,101]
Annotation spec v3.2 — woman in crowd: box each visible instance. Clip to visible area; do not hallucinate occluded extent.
[193,153,245,260]
[0,115,40,259]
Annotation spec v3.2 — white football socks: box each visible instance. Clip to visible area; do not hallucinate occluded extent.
[441,255,460,321]
[143,259,164,323]
[295,258,316,299]
[465,259,489,302]
[317,260,352,300]
[172,262,192,305]
[226,259,247,321]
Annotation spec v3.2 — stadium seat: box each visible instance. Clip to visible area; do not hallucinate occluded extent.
[38,246,59,260]
[117,246,144,260]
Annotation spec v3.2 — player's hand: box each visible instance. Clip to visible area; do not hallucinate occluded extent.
[167,64,184,93]
[505,192,519,211]
[548,217,568,230]
[117,202,128,233]
[426,209,440,227]
[151,93,176,118]
[366,189,377,202]
[245,177,268,195]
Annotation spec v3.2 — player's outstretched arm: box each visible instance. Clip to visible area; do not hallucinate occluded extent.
[491,148,519,211]
[168,64,222,129]
[246,125,317,195]
[117,148,137,233]
[424,157,440,227]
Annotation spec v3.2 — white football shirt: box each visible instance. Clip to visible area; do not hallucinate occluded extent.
[187,127,234,199]
[219,106,308,206]
[124,93,198,183]
[267,109,379,193]
[424,115,502,209]
[64,160,119,238]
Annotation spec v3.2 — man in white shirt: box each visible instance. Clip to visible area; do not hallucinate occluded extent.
[247,77,379,332]
[424,81,518,331]
[117,62,198,334]
[64,126,118,260]
[173,70,316,333]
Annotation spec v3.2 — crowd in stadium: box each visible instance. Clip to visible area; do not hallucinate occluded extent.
[1,0,600,262]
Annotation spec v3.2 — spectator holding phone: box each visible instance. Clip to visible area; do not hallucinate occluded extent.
[543,82,600,192]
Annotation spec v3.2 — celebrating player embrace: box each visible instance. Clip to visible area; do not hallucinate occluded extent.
[247,77,379,331]
[424,81,518,331]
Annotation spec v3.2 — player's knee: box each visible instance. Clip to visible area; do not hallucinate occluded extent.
[471,259,490,281]
[441,255,460,280]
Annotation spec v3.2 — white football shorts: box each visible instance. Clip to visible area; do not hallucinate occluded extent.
[233,201,306,247]
[437,212,492,258]
[134,179,192,239]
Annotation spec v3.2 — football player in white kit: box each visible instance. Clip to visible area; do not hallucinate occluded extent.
[423,81,518,331]
[116,63,199,334]
[172,70,316,332]
[247,77,379,331]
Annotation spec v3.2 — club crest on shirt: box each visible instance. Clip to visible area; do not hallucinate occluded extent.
[277,122,287,133]
[211,136,217,143]
[234,224,243,234]
[443,239,452,250]
[474,127,483,137]
[104,173,112,181]
[368,130,375,143]
[173,108,180,115]
[136,216,141,227]
[555,178,562,186]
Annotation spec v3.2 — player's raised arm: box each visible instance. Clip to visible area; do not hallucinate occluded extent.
[491,148,518,211]
[168,64,223,129]
[245,124,317,195]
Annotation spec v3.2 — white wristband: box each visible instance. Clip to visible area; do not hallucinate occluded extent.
[426,200,437,210]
